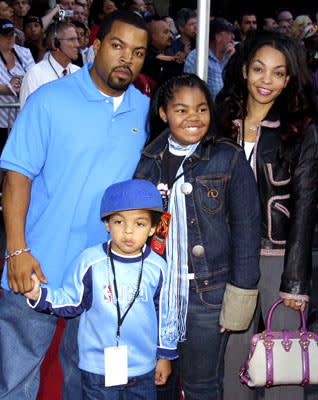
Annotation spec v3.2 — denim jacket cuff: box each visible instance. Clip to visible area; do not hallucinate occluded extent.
[220,283,258,331]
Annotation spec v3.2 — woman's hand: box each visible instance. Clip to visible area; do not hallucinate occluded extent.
[283,298,306,312]
[9,76,21,94]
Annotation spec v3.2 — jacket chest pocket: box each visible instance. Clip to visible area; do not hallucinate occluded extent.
[196,176,225,215]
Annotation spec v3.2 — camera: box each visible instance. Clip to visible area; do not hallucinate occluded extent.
[58,8,65,20]
[64,9,73,17]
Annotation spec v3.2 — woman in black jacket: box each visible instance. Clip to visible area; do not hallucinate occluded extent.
[215,31,318,400]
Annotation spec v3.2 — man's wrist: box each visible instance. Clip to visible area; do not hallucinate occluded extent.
[5,248,30,260]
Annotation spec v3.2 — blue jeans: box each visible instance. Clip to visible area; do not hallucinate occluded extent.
[82,369,156,400]
[0,289,82,400]
[178,287,229,400]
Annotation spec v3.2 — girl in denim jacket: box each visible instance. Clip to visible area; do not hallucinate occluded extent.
[134,74,261,400]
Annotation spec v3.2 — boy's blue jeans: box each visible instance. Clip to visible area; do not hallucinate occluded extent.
[82,369,156,400]
[0,289,82,400]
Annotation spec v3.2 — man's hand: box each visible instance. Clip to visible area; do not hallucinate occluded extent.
[24,273,41,301]
[174,51,186,64]
[225,41,235,59]
[7,252,47,294]
[155,359,172,385]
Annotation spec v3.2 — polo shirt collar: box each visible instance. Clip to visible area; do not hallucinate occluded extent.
[208,48,226,64]
[77,63,137,112]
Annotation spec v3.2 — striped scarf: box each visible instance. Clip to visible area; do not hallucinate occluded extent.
[162,135,200,343]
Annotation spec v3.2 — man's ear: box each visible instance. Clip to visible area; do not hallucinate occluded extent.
[93,38,101,56]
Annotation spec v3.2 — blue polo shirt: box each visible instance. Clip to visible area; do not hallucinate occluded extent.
[1,63,149,290]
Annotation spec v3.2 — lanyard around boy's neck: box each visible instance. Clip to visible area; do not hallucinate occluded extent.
[108,242,144,346]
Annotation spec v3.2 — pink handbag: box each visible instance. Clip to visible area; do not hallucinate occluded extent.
[239,298,318,387]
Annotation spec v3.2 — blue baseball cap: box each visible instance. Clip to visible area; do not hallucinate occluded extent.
[100,179,163,219]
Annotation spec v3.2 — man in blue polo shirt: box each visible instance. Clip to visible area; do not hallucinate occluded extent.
[0,10,150,400]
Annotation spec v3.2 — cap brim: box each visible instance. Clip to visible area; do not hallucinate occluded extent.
[101,206,163,219]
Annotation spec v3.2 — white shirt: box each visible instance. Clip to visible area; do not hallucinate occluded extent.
[19,53,80,108]
[244,141,255,166]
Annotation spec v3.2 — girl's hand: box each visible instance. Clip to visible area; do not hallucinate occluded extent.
[283,298,306,312]
[24,274,41,301]
[155,359,172,385]
[220,326,231,333]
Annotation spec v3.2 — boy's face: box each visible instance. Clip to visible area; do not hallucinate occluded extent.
[105,209,156,256]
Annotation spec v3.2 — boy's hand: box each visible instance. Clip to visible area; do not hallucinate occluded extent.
[24,274,41,301]
[155,359,171,385]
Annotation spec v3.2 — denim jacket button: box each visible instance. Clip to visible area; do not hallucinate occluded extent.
[203,280,209,286]
[181,182,193,195]
[192,245,204,257]
[190,219,196,224]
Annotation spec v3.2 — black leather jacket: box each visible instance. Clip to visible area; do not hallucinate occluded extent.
[240,110,318,295]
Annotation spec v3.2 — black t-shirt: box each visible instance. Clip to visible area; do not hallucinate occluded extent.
[161,147,185,187]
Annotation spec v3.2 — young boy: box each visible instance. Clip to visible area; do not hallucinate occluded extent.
[25,179,178,400]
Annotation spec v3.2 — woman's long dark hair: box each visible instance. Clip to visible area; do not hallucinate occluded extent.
[147,73,218,144]
[215,31,315,140]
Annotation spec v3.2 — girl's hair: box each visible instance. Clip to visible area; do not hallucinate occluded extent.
[147,73,217,144]
[215,30,315,141]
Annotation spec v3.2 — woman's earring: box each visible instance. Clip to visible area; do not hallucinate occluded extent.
[243,73,247,80]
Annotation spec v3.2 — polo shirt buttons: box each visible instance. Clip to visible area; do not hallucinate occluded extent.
[105,99,109,103]
[192,245,204,257]
[112,118,115,122]
[181,182,193,195]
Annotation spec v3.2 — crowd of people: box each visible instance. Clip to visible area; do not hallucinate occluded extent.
[0,2,317,400]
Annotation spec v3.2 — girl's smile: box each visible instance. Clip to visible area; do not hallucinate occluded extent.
[159,86,210,146]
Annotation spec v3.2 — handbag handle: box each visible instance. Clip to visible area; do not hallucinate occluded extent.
[265,298,307,334]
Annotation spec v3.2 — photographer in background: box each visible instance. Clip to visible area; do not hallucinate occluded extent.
[20,21,79,107]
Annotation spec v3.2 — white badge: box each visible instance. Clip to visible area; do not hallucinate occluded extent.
[104,345,128,387]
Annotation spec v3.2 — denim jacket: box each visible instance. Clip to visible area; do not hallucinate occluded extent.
[134,130,261,330]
